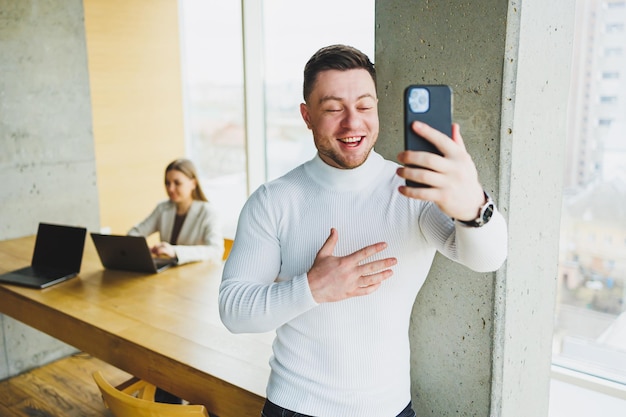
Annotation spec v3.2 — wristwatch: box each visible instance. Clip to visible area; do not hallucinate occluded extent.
[458,191,495,227]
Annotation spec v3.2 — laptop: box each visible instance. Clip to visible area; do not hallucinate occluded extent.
[0,223,87,289]
[90,233,176,273]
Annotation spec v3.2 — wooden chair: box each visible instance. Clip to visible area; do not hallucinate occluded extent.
[92,371,209,417]
[223,238,234,260]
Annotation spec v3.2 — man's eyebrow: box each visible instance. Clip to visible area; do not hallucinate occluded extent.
[317,93,377,105]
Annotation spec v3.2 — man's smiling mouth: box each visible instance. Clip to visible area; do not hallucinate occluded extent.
[338,136,363,146]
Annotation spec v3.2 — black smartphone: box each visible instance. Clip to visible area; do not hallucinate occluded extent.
[403,84,453,187]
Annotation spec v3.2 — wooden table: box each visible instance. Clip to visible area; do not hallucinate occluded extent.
[0,235,272,417]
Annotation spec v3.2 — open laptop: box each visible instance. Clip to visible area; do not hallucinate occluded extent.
[90,233,176,273]
[0,223,87,289]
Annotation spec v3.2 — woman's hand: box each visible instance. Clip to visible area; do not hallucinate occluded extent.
[151,241,176,258]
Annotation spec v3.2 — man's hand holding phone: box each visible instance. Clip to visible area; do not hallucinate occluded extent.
[397,121,485,222]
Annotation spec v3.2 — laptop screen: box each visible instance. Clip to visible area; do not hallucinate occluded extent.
[31,223,87,272]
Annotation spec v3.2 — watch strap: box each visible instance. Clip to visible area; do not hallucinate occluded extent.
[459,191,495,227]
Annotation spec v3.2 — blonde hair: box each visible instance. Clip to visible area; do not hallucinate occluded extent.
[165,158,208,202]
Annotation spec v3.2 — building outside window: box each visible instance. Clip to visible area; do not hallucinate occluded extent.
[552,0,626,409]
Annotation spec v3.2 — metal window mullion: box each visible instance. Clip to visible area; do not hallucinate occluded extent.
[241,0,267,196]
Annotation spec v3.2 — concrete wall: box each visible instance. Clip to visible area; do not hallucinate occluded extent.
[376,1,575,416]
[0,0,98,379]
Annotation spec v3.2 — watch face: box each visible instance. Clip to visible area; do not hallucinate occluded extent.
[458,192,495,227]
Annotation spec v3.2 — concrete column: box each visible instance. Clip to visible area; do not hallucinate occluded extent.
[376,1,575,415]
[0,0,98,379]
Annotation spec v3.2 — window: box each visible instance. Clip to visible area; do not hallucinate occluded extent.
[605,22,624,33]
[605,47,623,56]
[179,0,246,237]
[554,0,626,392]
[602,71,620,79]
[606,1,626,8]
[179,0,374,236]
[599,95,618,103]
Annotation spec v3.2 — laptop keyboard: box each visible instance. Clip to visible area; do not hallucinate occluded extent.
[29,266,72,278]
[153,257,175,268]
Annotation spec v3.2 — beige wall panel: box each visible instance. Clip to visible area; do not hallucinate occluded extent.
[84,0,185,234]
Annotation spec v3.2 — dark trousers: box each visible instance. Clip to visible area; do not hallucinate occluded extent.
[261,399,416,417]
[154,387,183,404]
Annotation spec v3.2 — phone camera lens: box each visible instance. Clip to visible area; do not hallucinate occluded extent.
[409,88,430,113]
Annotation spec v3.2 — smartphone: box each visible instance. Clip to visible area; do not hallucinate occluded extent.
[403,84,453,187]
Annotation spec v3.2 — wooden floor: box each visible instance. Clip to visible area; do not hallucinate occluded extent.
[0,352,132,417]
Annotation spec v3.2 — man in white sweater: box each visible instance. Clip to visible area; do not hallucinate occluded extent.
[219,45,508,417]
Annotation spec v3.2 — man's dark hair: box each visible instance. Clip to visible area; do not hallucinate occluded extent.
[303,44,376,102]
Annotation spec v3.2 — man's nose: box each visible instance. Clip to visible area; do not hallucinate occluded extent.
[340,108,362,128]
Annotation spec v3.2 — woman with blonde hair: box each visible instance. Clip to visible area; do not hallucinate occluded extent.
[128,158,224,265]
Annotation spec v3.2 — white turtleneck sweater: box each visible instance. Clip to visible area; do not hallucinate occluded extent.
[219,151,507,417]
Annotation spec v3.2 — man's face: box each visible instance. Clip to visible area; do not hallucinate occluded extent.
[300,69,379,169]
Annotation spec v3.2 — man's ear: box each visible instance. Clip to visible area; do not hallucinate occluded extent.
[300,103,312,129]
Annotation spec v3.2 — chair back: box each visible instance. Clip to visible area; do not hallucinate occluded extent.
[223,238,234,260]
[93,371,209,417]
